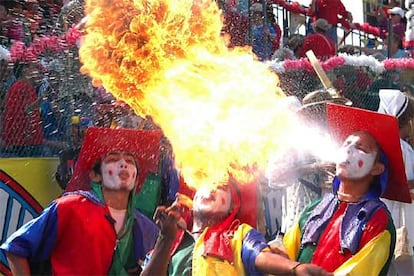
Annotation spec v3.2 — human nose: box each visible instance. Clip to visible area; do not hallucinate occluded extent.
[119,158,129,168]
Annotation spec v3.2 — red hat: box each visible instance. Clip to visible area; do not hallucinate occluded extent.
[66,127,163,193]
[327,103,411,203]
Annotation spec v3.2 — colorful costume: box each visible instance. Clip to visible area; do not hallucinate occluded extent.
[169,224,268,275]
[151,178,264,275]
[1,127,166,274]
[284,192,395,274]
[283,103,411,275]
[0,185,159,274]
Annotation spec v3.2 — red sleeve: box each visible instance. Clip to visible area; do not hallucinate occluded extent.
[359,208,390,250]
[336,0,348,19]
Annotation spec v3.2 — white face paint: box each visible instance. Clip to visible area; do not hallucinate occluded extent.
[193,185,232,218]
[101,152,137,191]
[336,136,377,179]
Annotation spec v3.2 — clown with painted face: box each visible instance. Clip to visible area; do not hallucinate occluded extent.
[1,128,170,275]
[143,179,332,276]
[283,103,412,275]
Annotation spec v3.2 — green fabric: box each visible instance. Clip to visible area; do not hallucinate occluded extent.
[168,232,195,276]
[134,155,163,219]
[90,182,137,275]
[297,197,323,263]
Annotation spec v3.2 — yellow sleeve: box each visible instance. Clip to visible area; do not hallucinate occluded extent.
[334,231,391,276]
[283,223,302,261]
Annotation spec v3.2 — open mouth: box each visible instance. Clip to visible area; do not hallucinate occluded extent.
[338,160,350,168]
[119,170,130,180]
[201,194,215,201]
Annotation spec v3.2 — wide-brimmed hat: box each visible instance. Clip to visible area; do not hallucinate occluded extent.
[298,90,351,124]
[312,18,332,32]
[66,127,163,193]
[327,103,411,203]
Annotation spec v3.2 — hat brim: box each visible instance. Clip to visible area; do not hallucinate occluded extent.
[66,127,163,193]
[299,97,352,113]
[327,103,411,203]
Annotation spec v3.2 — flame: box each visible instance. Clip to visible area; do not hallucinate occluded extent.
[79,0,295,190]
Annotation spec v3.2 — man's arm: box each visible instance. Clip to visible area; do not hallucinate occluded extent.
[5,252,31,276]
[255,251,332,276]
[141,205,180,276]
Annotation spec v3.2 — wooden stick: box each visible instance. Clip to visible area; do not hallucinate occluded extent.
[305,50,333,90]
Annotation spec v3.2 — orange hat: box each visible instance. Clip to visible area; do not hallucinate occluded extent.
[66,127,163,193]
[327,103,411,203]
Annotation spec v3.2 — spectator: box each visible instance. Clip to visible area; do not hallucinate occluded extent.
[1,61,44,157]
[298,19,336,60]
[309,0,352,44]
[249,3,278,61]
[379,6,407,41]
[218,1,249,48]
[377,89,414,261]
[55,115,92,189]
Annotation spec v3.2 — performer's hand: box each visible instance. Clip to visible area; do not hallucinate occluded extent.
[153,205,181,240]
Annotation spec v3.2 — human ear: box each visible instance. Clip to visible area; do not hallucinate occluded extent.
[370,162,385,176]
[89,170,102,183]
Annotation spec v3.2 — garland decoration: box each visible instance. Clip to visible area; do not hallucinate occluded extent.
[9,26,82,62]
[269,54,414,74]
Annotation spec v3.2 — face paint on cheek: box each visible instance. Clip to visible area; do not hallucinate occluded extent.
[221,198,226,205]
[341,145,377,179]
[108,170,113,176]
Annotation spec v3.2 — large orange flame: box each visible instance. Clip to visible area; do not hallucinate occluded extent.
[79,0,295,189]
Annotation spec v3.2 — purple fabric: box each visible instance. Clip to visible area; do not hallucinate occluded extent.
[340,199,385,253]
[302,190,386,254]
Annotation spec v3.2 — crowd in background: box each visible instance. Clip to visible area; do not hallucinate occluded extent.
[0,0,412,158]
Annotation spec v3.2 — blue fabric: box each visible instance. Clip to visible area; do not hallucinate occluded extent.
[0,201,58,261]
[133,211,159,260]
[162,153,179,202]
[326,26,338,45]
[251,24,276,61]
[241,228,268,275]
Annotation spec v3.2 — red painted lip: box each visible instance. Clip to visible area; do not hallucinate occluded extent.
[119,170,130,180]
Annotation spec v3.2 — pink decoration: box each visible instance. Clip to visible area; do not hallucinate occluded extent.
[322,56,346,71]
[9,26,83,62]
[383,58,414,71]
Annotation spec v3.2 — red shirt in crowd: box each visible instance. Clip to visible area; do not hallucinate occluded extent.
[298,32,336,60]
[311,0,348,26]
[2,80,43,146]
